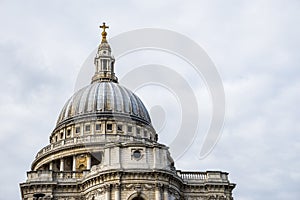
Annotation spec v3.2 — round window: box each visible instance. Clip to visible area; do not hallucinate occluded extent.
[133,150,142,159]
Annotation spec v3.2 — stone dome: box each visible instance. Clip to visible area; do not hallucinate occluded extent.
[55,26,153,128]
[56,81,151,126]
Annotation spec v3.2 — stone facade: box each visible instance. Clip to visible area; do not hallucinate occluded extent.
[20,24,235,200]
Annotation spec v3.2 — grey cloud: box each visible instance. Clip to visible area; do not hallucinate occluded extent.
[0,0,299,199]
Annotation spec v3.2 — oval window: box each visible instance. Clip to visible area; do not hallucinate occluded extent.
[133,150,142,159]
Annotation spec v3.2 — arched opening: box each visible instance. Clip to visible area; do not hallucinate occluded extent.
[132,197,144,200]
[78,164,86,171]
[128,192,147,200]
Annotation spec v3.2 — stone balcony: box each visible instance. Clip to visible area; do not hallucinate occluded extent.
[35,134,155,159]
[26,170,229,185]
[26,170,85,183]
[177,170,230,184]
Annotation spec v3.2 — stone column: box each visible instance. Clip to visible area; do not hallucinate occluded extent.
[72,156,76,171]
[49,162,53,171]
[72,155,76,178]
[71,126,74,137]
[63,129,66,139]
[87,154,91,170]
[91,122,95,135]
[60,158,64,171]
[114,184,120,200]
[163,185,169,200]
[155,184,161,200]
[105,185,111,200]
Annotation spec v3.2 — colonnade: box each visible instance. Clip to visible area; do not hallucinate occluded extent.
[48,154,92,171]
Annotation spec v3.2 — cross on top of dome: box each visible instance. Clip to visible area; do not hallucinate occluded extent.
[100,22,109,43]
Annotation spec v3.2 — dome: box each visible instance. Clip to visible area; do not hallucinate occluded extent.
[56,81,151,126]
[51,24,155,142]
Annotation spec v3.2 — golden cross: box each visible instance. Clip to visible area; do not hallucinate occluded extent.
[100,22,109,32]
[100,22,109,43]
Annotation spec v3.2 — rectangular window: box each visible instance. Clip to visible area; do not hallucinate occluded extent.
[128,125,132,132]
[117,124,123,132]
[60,132,64,139]
[136,128,140,135]
[103,60,107,71]
[75,127,80,134]
[67,129,71,136]
[85,125,91,132]
[95,124,101,131]
[107,123,112,131]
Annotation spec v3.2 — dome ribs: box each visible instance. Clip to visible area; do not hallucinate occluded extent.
[78,85,92,114]
[64,97,73,119]
[73,87,86,116]
[103,82,109,111]
[85,83,97,113]
[128,88,140,116]
[97,82,105,111]
[93,83,100,112]
[111,83,123,113]
[56,82,152,126]
[106,82,114,111]
[118,85,131,114]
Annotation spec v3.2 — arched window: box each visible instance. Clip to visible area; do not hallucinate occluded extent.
[128,192,147,200]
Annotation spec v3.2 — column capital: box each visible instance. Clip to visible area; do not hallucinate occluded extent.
[155,183,163,189]
[113,183,121,189]
[103,184,111,191]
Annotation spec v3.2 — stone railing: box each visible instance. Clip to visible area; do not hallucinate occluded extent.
[36,134,153,159]
[177,171,229,183]
[27,170,84,182]
[52,171,85,180]
[27,170,229,184]
[177,171,207,180]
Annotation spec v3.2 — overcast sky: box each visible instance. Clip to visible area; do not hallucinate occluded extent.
[0,0,299,199]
